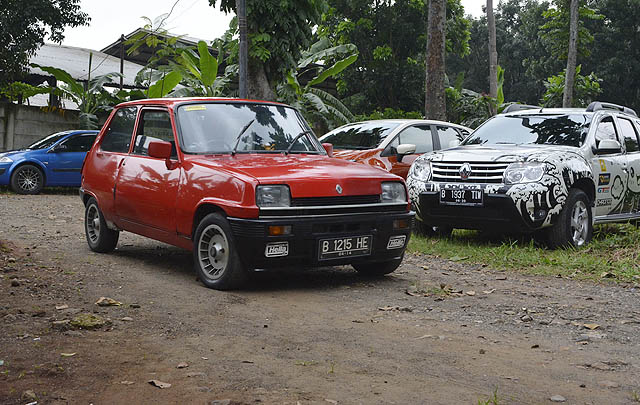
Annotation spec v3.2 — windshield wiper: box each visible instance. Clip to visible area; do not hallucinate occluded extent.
[285,130,314,155]
[231,118,256,155]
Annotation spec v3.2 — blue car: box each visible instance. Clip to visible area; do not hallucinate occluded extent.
[0,130,99,194]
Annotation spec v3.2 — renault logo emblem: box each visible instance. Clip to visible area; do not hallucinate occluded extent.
[336,184,343,194]
[459,163,472,180]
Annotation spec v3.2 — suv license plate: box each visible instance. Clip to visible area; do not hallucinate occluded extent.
[318,235,372,261]
[439,188,483,206]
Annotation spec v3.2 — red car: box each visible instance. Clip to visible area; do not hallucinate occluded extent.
[80,98,414,289]
[319,119,472,179]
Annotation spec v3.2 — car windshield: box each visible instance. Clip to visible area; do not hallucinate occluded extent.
[176,102,322,154]
[27,132,69,150]
[464,114,590,147]
[319,122,401,150]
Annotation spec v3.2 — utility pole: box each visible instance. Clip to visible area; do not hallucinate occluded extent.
[237,0,248,99]
[119,34,125,91]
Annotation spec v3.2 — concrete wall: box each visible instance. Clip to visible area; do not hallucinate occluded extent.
[0,103,80,151]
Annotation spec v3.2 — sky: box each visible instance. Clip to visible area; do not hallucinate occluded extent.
[62,0,486,51]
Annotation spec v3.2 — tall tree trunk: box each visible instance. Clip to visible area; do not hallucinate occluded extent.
[236,0,248,99]
[425,0,446,120]
[247,58,275,101]
[487,0,498,115]
[563,0,579,108]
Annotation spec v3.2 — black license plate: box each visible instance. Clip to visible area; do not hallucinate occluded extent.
[439,188,483,206]
[318,235,372,261]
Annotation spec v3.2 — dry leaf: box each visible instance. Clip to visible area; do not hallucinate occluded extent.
[583,323,600,330]
[483,289,496,294]
[148,380,171,389]
[60,352,76,357]
[95,297,122,307]
[465,291,476,296]
[177,362,189,369]
[55,304,69,310]
[120,381,134,385]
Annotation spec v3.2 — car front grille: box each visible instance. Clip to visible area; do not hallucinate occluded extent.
[291,195,380,207]
[431,161,509,183]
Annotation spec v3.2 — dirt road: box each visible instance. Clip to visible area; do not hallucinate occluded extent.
[1,193,639,404]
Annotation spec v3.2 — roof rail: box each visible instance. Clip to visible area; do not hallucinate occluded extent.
[586,101,637,117]
[501,103,540,114]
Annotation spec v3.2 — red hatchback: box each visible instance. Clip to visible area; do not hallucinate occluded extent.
[80,98,414,289]
[319,119,472,179]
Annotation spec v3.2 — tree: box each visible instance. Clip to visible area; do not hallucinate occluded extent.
[487,0,498,115]
[209,0,325,101]
[562,0,579,107]
[0,0,89,87]
[425,0,447,120]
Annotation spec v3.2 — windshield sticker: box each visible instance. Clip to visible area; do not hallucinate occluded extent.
[598,173,610,185]
[599,159,607,171]
[184,105,207,111]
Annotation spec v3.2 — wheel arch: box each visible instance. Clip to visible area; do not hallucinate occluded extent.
[10,160,48,184]
[192,203,227,239]
[571,177,596,205]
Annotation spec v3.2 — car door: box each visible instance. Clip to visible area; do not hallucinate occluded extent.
[47,133,97,185]
[615,116,640,214]
[385,125,435,178]
[591,115,629,217]
[114,108,181,240]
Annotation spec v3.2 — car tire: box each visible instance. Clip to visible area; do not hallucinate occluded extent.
[546,189,592,249]
[10,164,44,195]
[193,213,248,290]
[84,197,119,253]
[415,220,453,237]
[352,257,403,276]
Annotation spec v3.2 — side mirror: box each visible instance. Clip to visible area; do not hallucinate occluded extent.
[448,139,461,148]
[594,139,622,155]
[396,143,416,162]
[148,140,172,159]
[322,142,334,157]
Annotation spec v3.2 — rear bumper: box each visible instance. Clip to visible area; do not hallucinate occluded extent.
[228,211,414,269]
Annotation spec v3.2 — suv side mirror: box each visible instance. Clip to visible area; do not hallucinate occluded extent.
[594,139,622,155]
[448,139,461,148]
[396,143,416,162]
[322,142,334,157]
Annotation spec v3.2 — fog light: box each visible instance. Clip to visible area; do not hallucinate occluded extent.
[268,225,292,236]
[534,209,547,220]
[393,219,410,230]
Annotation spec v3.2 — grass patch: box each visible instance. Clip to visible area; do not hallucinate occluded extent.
[408,224,640,282]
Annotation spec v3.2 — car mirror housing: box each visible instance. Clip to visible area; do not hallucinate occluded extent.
[448,139,461,148]
[396,143,416,162]
[148,141,173,159]
[594,139,622,155]
[322,142,334,157]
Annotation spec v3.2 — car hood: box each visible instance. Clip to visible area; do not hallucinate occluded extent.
[421,144,581,163]
[187,154,403,198]
[0,149,34,160]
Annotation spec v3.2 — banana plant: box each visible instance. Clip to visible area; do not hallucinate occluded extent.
[170,40,232,97]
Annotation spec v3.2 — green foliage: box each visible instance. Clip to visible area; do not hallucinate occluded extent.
[541,65,602,107]
[0,0,89,86]
[355,108,423,121]
[0,82,51,104]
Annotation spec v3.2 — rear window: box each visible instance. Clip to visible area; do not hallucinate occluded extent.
[319,122,401,150]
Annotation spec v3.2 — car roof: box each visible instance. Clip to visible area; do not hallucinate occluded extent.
[115,97,288,109]
[333,119,472,132]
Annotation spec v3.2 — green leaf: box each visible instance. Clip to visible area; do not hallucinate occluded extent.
[307,53,358,87]
[496,65,505,106]
[303,92,329,114]
[198,41,217,87]
[298,44,358,69]
[32,64,84,96]
[147,70,182,98]
[286,71,302,95]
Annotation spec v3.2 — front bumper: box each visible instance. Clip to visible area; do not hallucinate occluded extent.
[228,211,415,269]
[0,166,9,185]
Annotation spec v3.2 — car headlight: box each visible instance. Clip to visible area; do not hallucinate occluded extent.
[256,185,291,207]
[504,162,546,184]
[381,182,407,204]
[408,160,432,182]
[0,156,12,164]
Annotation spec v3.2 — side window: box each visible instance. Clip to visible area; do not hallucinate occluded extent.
[133,110,176,157]
[59,134,96,152]
[618,118,640,153]
[101,107,137,153]
[437,125,465,149]
[396,126,433,154]
[595,116,620,147]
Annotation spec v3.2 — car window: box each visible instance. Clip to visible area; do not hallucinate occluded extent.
[617,117,639,153]
[27,132,70,150]
[595,116,619,147]
[319,122,401,150]
[59,134,97,152]
[101,107,137,153]
[395,125,433,154]
[133,110,177,157]
[436,125,465,149]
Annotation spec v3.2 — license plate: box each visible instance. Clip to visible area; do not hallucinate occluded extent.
[439,188,483,206]
[318,235,372,260]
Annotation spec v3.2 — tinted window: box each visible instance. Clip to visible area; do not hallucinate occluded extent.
[101,107,137,153]
[177,103,320,154]
[436,125,465,149]
[595,116,619,147]
[464,114,590,147]
[617,118,639,153]
[319,122,401,149]
[394,126,433,154]
[27,132,70,150]
[59,134,96,152]
[133,110,176,157]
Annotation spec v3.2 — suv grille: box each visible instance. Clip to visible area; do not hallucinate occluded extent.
[431,161,509,183]
[291,195,380,207]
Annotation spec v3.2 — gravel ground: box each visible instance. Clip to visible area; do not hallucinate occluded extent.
[1,192,639,404]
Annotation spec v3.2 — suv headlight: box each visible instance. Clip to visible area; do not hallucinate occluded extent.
[409,160,432,182]
[504,162,546,184]
[256,185,291,207]
[381,182,407,204]
[0,156,12,164]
